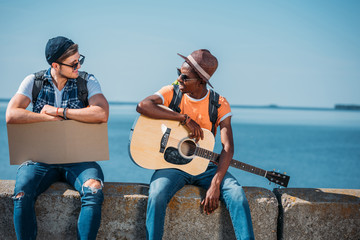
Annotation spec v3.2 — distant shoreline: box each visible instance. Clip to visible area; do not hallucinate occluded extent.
[1,98,359,111]
[107,101,360,112]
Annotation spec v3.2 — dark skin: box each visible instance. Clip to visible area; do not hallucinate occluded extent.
[136,62,235,214]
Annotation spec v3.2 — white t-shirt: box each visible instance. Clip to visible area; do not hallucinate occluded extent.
[17,73,103,108]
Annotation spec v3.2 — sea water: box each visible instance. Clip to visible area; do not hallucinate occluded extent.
[1,102,360,190]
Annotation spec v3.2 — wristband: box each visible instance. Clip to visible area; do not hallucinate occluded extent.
[63,108,68,120]
[180,114,191,125]
[56,107,59,116]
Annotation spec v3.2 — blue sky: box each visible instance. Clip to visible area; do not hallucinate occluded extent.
[0,0,359,108]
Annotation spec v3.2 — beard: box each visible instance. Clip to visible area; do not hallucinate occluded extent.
[59,68,79,79]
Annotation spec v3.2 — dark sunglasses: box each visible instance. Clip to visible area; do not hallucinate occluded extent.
[56,55,85,70]
[177,68,198,82]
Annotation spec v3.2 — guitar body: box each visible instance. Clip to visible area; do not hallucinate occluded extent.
[129,115,215,175]
[128,110,290,187]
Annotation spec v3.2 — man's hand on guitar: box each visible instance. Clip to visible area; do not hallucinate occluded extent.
[183,116,204,142]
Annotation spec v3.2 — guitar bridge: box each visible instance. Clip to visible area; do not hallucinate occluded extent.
[160,128,171,153]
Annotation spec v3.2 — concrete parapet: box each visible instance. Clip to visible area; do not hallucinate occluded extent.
[162,185,278,240]
[274,188,360,240]
[2,180,359,239]
[0,180,278,239]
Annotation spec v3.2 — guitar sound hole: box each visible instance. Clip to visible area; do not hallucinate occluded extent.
[179,140,196,157]
[164,147,192,165]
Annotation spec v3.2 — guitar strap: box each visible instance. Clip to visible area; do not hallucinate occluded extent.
[169,84,221,135]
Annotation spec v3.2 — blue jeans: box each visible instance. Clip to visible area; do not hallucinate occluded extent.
[146,164,255,240]
[13,161,104,240]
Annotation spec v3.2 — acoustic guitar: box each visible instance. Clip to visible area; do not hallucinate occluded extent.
[129,114,290,187]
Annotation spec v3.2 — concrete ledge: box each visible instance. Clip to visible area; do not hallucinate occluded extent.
[0,180,278,239]
[274,188,360,240]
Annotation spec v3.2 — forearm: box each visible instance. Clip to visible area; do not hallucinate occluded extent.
[6,94,60,124]
[137,98,186,122]
[59,106,108,123]
[6,108,58,124]
[211,117,234,187]
[202,145,234,215]
[46,94,109,123]
[211,147,233,186]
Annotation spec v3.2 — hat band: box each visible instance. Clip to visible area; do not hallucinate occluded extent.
[187,55,211,80]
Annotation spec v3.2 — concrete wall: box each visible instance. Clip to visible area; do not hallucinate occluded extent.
[0,180,359,240]
[0,180,277,239]
[274,188,360,240]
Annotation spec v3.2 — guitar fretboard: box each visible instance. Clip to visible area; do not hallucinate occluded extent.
[194,147,218,162]
[194,147,267,177]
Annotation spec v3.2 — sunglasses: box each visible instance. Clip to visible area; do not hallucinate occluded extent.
[56,55,85,70]
[177,68,199,82]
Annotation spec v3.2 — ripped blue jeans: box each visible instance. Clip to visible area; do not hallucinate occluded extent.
[13,161,104,240]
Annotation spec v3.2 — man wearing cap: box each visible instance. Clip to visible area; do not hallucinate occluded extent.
[6,36,109,239]
[137,49,254,240]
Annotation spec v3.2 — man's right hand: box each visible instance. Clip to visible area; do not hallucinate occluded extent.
[137,94,204,141]
[184,118,204,142]
[40,105,63,120]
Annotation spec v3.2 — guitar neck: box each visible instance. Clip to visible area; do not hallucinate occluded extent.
[195,147,267,177]
[228,159,267,177]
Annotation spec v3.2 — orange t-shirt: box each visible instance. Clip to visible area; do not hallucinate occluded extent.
[156,85,232,136]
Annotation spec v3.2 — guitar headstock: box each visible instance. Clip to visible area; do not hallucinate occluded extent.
[265,171,290,187]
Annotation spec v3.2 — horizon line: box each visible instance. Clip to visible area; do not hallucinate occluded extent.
[1,98,359,111]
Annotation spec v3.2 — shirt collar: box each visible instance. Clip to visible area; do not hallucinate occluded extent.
[44,68,76,84]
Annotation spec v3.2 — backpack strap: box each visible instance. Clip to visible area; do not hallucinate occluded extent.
[32,70,47,106]
[208,89,221,135]
[77,71,89,107]
[168,84,182,113]
[168,85,221,135]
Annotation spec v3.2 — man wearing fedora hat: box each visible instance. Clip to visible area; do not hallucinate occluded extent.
[137,49,254,239]
[6,36,109,239]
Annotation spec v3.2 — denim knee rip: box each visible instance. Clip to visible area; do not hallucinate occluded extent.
[81,179,104,206]
[12,192,25,200]
[17,160,37,170]
[81,178,104,195]
[14,161,38,200]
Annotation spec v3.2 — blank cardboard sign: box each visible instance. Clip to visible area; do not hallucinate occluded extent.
[7,120,109,165]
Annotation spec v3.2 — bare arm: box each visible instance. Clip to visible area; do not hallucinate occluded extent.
[42,93,109,123]
[137,94,204,141]
[201,116,234,214]
[136,94,185,121]
[6,94,62,124]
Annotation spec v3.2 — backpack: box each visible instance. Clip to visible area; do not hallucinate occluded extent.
[168,84,221,135]
[32,70,89,107]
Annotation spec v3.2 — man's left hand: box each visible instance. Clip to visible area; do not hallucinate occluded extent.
[40,105,59,117]
[201,183,221,215]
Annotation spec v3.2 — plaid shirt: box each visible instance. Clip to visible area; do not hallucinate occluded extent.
[33,69,86,113]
